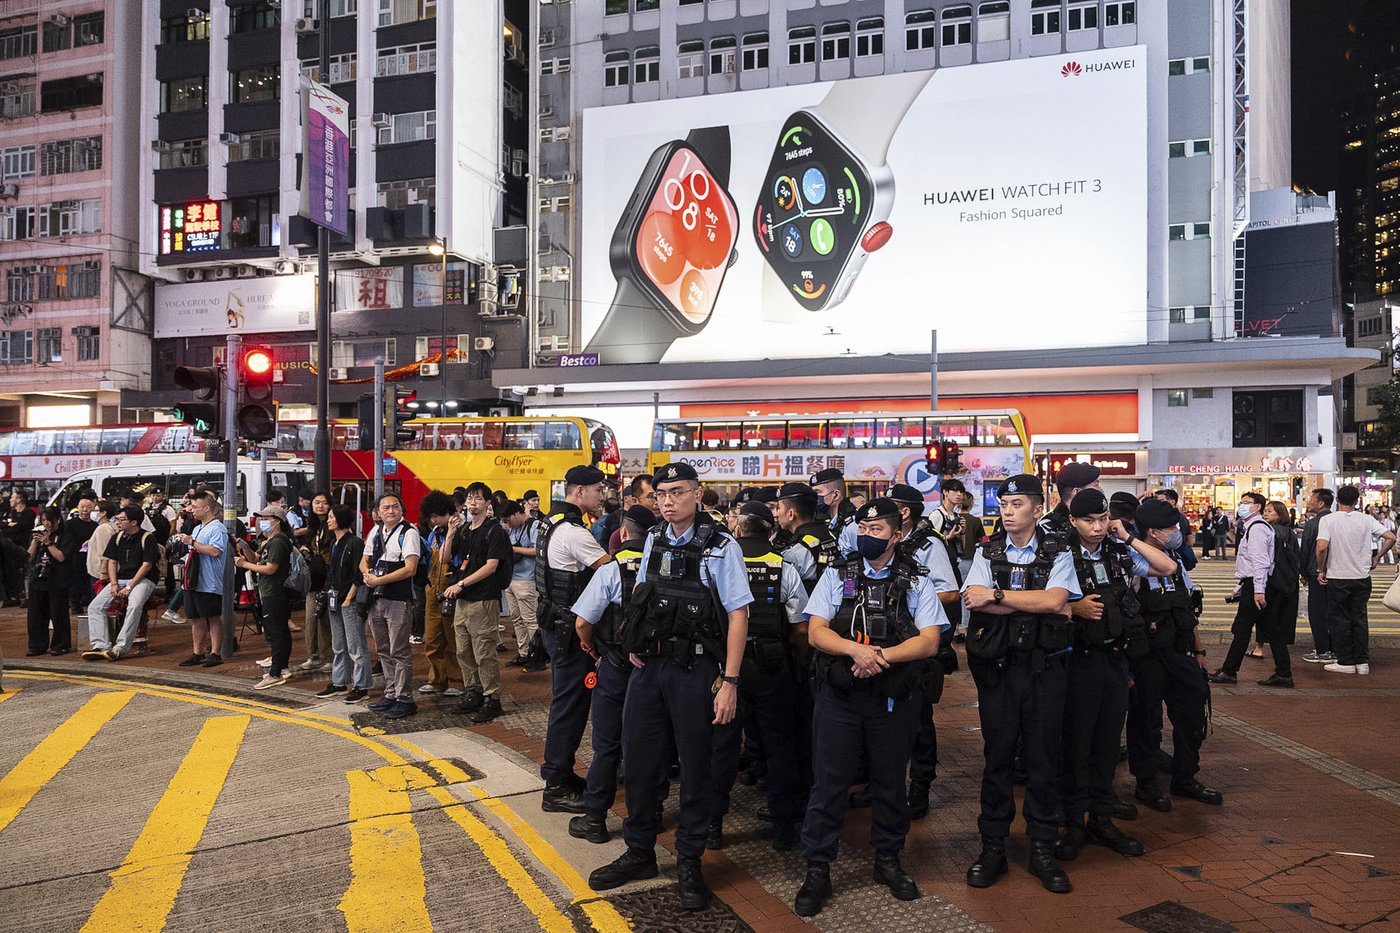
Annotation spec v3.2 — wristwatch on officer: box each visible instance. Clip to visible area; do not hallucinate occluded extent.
[993,585,1004,604]
[720,674,740,686]
[585,126,739,364]
[753,70,932,314]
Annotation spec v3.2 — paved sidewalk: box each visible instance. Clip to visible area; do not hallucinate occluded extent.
[5,606,1400,931]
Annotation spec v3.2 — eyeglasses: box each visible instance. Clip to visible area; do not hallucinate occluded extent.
[654,487,698,501]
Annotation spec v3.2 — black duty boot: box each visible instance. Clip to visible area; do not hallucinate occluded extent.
[1086,816,1145,857]
[1112,795,1139,821]
[568,810,610,844]
[873,853,919,901]
[848,785,872,808]
[588,847,658,891]
[705,816,725,850]
[965,836,1008,888]
[1134,777,1172,813]
[1054,821,1087,861]
[1028,841,1072,894]
[1170,777,1223,805]
[793,861,831,917]
[676,856,712,911]
[541,783,586,814]
[772,822,799,852]
[907,781,931,820]
[451,689,484,714]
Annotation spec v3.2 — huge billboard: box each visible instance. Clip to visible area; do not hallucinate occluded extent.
[580,47,1147,364]
[154,275,315,339]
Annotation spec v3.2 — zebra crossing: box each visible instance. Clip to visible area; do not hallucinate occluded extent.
[1187,558,1400,636]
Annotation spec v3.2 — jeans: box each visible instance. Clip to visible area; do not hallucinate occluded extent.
[329,601,373,690]
[1326,577,1371,666]
[261,590,293,675]
[87,578,155,655]
[368,598,414,700]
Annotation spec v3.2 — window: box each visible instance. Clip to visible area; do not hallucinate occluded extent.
[377,177,435,209]
[1168,57,1209,76]
[633,46,660,84]
[1167,390,1188,407]
[942,6,972,46]
[709,37,735,75]
[1169,307,1186,323]
[1067,1,1097,30]
[1168,138,1211,158]
[1031,0,1061,35]
[161,14,210,43]
[1193,306,1210,321]
[0,206,34,241]
[677,41,705,79]
[37,199,102,237]
[856,18,883,57]
[1192,387,1214,398]
[37,262,100,300]
[332,338,396,368]
[1168,223,1210,241]
[303,0,357,15]
[158,139,207,169]
[821,23,851,61]
[605,0,628,13]
[6,267,31,302]
[741,32,768,71]
[303,53,359,83]
[377,0,435,27]
[231,66,279,104]
[1104,1,1135,26]
[40,136,100,175]
[1168,224,1184,240]
[1193,56,1209,72]
[228,130,280,162]
[540,57,571,75]
[43,19,72,53]
[226,195,279,249]
[41,75,103,113]
[905,11,936,51]
[1,145,35,179]
[635,0,659,10]
[977,2,1010,42]
[76,326,99,361]
[379,110,436,145]
[0,330,33,365]
[788,27,816,65]
[1,81,36,119]
[37,328,61,363]
[0,25,37,60]
[603,50,629,87]
[376,44,433,77]
[231,2,280,33]
[1193,222,1211,239]
[161,77,205,113]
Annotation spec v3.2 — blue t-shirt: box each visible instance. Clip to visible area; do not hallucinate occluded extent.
[509,519,539,582]
[191,519,231,595]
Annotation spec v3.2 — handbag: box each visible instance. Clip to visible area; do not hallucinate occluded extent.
[1382,574,1400,613]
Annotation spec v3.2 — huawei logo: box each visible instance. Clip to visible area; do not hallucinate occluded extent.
[1061,61,1082,77]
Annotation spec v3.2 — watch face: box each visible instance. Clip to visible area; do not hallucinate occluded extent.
[616,142,739,330]
[753,113,877,310]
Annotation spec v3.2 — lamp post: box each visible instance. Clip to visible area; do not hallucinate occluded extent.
[427,238,449,407]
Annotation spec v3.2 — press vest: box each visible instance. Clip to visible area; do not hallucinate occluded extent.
[534,506,595,635]
[965,529,1070,662]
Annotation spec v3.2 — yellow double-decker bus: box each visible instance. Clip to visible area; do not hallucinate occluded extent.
[647,409,1031,518]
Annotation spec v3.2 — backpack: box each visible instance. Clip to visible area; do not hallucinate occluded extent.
[415,527,433,589]
[283,541,311,596]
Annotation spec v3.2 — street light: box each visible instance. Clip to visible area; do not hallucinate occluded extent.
[428,238,449,407]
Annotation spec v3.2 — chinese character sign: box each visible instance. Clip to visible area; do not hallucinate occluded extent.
[301,81,350,236]
[335,267,404,312]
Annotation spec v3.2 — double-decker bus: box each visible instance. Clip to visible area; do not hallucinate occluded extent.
[648,409,1031,519]
[0,423,203,502]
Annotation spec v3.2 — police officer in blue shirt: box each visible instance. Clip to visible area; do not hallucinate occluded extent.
[962,474,1082,894]
[793,498,947,918]
[588,462,752,912]
[567,505,659,845]
[811,468,858,555]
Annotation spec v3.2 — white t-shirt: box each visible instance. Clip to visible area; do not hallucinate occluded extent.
[366,521,421,564]
[546,520,606,572]
[1317,510,1387,580]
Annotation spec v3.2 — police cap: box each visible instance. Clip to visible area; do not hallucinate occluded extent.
[564,465,607,487]
[997,474,1044,498]
[855,497,901,524]
[886,483,926,518]
[1068,488,1109,518]
[1056,461,1101,489]
[623,504,659,532]
[778,482,818,502]
[653,462,699,486]
[522,489,540,502]
[739,501,775,527]
[1109,491,1140,513]
[752,486,779,503]
[810,468,845,486]
[1135,497,1182,530]
[731,487,756,506]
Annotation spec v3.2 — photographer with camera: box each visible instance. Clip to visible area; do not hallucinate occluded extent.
[26,506,78,656]
[235,505,296,689]
[167,489,229,669]
[316,505,371,701]
[359,494,421,718]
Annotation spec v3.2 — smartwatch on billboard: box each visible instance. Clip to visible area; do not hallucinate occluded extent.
[586,126,739,364]
[753,70,932,312]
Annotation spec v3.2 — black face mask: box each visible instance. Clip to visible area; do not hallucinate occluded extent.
[815,499,830,518]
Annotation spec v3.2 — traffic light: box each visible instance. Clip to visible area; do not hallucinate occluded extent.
[236,346,276,442]
[357,393,377,451]
[926,440,944,473]
[940,438,962,475]
[172,364,222,437]
[392,388,418,448]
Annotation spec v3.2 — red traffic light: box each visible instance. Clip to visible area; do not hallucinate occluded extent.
[243,348,273,376]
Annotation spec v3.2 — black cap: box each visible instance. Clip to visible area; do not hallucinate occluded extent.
[1109,491,1140,513]
[623,504,659,532]
[810,468,844,486]
[498,500,524,518]
[653,462,699,486]
[522,489,539,501]
[564,465,607,486]
[778,482,817,502]
[1056,461,1101,488]
[731,487,757,506]
[997,474,1044,498]
[1135,497,1181,530]
[739,501,775,527]
[1068,488,1109,518]
[886,483,926,518]
[855,497,901,524]
[752,486,778,503]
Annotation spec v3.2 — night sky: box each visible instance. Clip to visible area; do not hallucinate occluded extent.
[1290,0,1362,193]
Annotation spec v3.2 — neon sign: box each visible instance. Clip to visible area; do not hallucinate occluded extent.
[160,201,221,254]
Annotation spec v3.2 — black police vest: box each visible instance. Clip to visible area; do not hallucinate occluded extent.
[534,506,595,632]
[739,537,787,643]
[899,517,957,577]
[1137,559,1197,650]
[596,541,645,651]
[816,558,923,697]
[782,520,839,592]
[630,514,728,660]
[965,530,1070,662]
[1069,538,1144,653]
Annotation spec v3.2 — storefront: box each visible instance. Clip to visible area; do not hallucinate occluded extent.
[1148,447,1336,519]
[1335,474,1396,508]
[1037,450,1148,498]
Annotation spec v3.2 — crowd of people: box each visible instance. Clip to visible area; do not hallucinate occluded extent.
[2,465,1396,914]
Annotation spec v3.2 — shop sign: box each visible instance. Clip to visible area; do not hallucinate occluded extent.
[1044,451,1139,477]
[1149,447,1335,475]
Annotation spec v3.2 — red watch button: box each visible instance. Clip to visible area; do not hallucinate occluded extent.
[861,222,893,252]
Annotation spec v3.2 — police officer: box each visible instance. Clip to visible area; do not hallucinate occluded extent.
[773,482,841,594]
[1042,461,1102,534]
[536,465,612,813]
[811,468,858,555]
[963,474,1081,894]
[588,462,751,911]
[1056,489,1177,862]
[709,501,809,851]
[793,498,946,917]
[566,505,659,844]
[1126,498,1223,812]
[887,483,961,820]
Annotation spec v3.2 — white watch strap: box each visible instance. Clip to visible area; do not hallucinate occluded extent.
[810,70,934,165]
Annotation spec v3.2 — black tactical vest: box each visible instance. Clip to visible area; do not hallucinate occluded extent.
[780,519,840,594]
[1137,557,1197,651]
[628,513,728,662]
[965,529,1070,662]
[739,537,787,642]
[534,505,595,634]
[1069,537,1144,654]
[596,541,645,651]
[818,558,923,697]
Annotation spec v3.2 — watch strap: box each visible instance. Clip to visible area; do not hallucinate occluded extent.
[684,125,731,188]
[584,277,685,364]
[811,70,933,165]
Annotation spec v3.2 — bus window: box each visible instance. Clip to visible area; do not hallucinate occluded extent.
[974,415,1016,446]
[932,418,975,448]
[876,418,925,447]
[332,424,354,450]
[545,421,581,450]
[28,431,57,454]
[506,422,545,450]
[829,419,875,449]
[697,422,734,450]
[461,423,485,450]
[482,421,504,450]
[100,429,135,454]
[741,422,785,449]
[787,421,825,449]
[79,429,104,454]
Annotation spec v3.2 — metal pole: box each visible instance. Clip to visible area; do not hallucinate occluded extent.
[441,238,448,407]
[653,391,660,420]
[259,445,268,500]
[221,333,241,656]
[930,329,938,410]
[373,358,385,501]
[312,0,332,498]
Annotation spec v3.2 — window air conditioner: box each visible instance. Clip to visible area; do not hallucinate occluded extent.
[0,184,17,199]
[474,336,495,352]
[212,267,234,280]
[295,18,318,33]
[183,268,206,282]
[419,362,440,377]
[218,132,241,145]
[329,367,348,380]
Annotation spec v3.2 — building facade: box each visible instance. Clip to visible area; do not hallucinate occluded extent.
[0,0,149,428]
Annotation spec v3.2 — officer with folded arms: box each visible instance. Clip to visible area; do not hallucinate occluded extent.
[793,498,946,917]
[962,474,1081,894]
[588,462,751,912]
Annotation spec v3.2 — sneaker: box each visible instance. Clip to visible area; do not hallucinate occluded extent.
[81,649,107,661]
[417,683,439,694]
[368,696,397,712]
[1324,662,1358,674]
[409,635,423,645]
[280,670,294,679]
[345,688,368,702]
[161,610,182,624]
[443,687,463,697]
[255,657,273,669]
[178,653,206,667]
[315,683,348,698]
[1303,650,1335,664]
[383,700,417,720]
[320,662,333,673]
[298,658,321,671]
[254,673,288,690]
[201,653,224,668]
[103,648,123,661]
[1356,663,1371,675]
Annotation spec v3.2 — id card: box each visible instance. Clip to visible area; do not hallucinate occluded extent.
[1009,566,1028,591]
[1160,574,1176,592]
[1092,562,1110,585]
[327,589,339,611]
